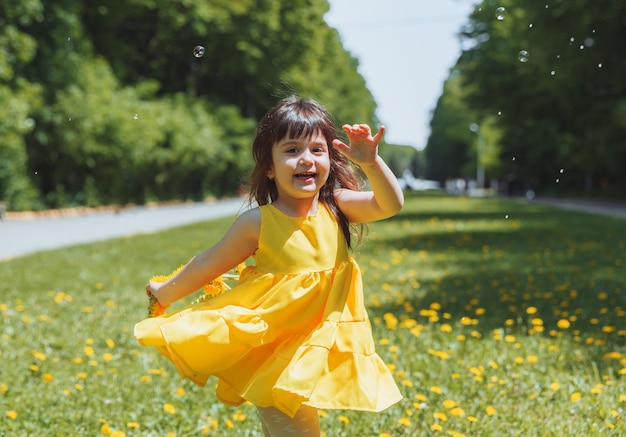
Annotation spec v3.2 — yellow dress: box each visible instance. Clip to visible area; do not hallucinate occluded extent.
[134,203,402,417]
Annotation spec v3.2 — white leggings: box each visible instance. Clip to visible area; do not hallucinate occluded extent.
[257,405,320,437]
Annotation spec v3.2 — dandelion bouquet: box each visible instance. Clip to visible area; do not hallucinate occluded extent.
[146,263,246,317]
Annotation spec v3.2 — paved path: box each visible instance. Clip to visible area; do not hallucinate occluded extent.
[0,198,247,261]
[532,197,626,220]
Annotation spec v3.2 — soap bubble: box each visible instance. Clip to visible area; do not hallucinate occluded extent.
[133,114,139,120]
[518,50,529,62]
[193,45,205,58]
[495,7,507,21]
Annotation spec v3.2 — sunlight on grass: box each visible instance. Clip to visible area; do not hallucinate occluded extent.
[1,194,624,436]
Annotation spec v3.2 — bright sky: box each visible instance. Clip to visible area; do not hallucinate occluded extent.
[325,0,476,150]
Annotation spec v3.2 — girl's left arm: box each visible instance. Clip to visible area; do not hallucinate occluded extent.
[333,124,404,223]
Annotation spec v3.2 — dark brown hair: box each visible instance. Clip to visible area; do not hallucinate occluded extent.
[247,95,363,248]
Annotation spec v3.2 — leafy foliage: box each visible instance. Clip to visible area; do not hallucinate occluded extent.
[425,0,626,197]
[1,0,379,210]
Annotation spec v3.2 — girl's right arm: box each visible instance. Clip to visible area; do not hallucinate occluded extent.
[148,208,260,307]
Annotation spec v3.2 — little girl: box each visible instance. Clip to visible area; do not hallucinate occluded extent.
[134,96,404,436]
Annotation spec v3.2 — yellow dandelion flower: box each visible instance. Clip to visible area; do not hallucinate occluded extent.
[31,350,47,361]
[433,412,448,421]
[430,424,443,431]
[165,433,176,437]
[76,372,88,380]
[415,393,427,401]
[72,357,83,364]
[84,346,95,357]
[338,415,350,424]
[486,406,497,416]
[557,319,570,329]
[440,323,453,333]
[526,355,538,363]
[103,352,113,363]
[504,335,516,343]
[526,306,537,314]
[467,416,478,423]
[74,384,83,391]
[111,431,125,437]
[0,384,7,394]
[450,407,465,417]
[127,422,140,428]
[442,399,458,409]
[318,410,328,417]
[430,386,443,394]
[105,338,116,349]
[379,433,393,437]
[202,418,219,433]
[224,419,234,429]
[398,417,412,426]
[550,382,560,391]
[139,375,152,383]
[42,373,54,382]
[570,392,582,402]
[383,313,398,330]
[232,410,246,421]
[176,387,186,396]
[401,379,413,387]
[101,424,111,435]
[590,384,603,394]
[163,403,176,414]
[619,394,626,402]
[29,364,39,372]
[6,410,18,420]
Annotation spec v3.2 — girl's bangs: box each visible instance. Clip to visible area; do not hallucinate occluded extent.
[277,111,330,143]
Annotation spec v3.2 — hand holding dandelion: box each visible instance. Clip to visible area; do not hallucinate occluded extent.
[145,264,246,317]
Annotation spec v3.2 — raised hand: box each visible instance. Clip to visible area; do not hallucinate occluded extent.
[332,124,385,166]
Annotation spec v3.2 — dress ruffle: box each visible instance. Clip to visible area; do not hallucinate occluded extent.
[134,259,402,417]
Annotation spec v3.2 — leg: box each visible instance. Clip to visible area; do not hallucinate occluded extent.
[257,405,320,437]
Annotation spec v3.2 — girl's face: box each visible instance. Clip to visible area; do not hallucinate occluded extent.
[268,132,331,202]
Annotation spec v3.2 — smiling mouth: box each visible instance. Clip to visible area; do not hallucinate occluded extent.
[295,172,316,181]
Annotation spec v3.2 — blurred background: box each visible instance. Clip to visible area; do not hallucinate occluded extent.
[1,0,624,213]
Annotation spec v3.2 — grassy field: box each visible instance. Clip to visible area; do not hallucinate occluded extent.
[1,193,625,436]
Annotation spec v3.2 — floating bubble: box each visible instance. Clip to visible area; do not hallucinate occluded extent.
[559,168,564,174]
[193,45,205,58]
[505,214,509,219]
[518,50,529,62]
[495,7,507,21]
[512,156,516,161]
[598,63,603,68]
[550,70,556,76]
[556,178,560,183]
[133,114,139,120]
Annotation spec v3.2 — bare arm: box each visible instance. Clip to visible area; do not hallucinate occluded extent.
[148,208,260,307]
[333,124,404,223]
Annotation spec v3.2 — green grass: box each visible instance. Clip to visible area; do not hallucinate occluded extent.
[1,193,625,436]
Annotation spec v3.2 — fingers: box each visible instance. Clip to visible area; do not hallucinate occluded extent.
[332,139,350,155]
[373,125,385,143]
[342,124,384,142]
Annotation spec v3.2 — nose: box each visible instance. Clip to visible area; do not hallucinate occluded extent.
[299,150,313,165]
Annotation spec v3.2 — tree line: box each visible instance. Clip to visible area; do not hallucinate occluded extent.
[424,0,626,197]
[2,0,413,211]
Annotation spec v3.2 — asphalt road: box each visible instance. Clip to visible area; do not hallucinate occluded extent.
[0,198,248,261]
